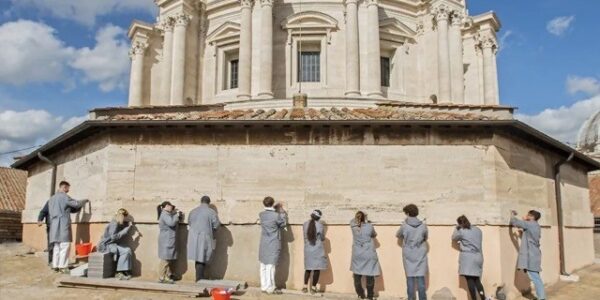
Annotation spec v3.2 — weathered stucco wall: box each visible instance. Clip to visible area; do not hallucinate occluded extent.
[20,126,595,298]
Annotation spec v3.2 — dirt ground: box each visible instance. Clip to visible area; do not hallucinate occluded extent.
[0,242,599,300]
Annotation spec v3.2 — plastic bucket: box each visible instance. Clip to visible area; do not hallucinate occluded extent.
[211,288,232,300]
[75,242,92,256]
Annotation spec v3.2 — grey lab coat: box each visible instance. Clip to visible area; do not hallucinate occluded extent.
[303,220,328,270]
[510,217,542,272]
[97,220,133,272]
[47,192,85,243]
[187,204,221,263]
[396,217,428,277]
[158,211,180,260]
[350,219,381,276]
[452,226,484,277]
[259,208,287,265]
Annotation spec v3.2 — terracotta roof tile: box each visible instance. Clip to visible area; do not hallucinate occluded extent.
[0,167,27,212]
[107,106,502,122]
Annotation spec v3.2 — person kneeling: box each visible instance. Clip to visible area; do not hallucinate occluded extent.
[97,208,134,280]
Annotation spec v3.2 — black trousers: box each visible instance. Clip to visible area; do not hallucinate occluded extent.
[353,274,375,299]
[195,262,206,282]
[464,275,485,300]
[46,225,53,265]
[304,270,320,287]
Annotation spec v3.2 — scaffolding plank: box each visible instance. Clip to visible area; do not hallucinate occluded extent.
[55,276,207,296]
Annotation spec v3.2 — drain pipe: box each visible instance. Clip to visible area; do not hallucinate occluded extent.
[37,152,57,196]
[554,152,574,276]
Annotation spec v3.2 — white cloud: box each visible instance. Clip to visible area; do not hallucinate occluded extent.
[546,16,575,36]
[70,25,131,92]
[0,20,131,92]
[566,75,600,96]
[498,30,512,52]
[0,110,87,166]
[0,20,74,85]
[516,95,600,145]
[10,0,156,27]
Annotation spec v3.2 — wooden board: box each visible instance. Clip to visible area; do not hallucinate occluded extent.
[196,279,248,290]
[56,276,208,296]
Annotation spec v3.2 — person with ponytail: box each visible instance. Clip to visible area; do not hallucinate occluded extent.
[350,211,381,300]
[452,215,490,300]
[157,201,181,284]
[302,210,328,294]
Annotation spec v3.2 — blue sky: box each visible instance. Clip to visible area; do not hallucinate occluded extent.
[0,0,599,166]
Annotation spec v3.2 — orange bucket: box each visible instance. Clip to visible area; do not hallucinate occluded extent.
[75,243,92,256]
[211,288,232,300]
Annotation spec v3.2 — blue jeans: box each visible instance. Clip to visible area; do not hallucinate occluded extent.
[406,276,426,300]
[527,271,546,300]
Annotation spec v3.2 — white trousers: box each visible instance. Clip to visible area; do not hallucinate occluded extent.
[52,242,70,269]
[260,263,276,293]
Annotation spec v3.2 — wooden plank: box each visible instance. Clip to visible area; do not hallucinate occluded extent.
[196,279,247,290]
[55,276,208,296]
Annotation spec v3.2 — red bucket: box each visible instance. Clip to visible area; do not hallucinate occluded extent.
[211,288,232,300]
[75,243,92,256]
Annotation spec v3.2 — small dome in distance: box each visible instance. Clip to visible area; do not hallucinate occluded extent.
[577,110,600,156]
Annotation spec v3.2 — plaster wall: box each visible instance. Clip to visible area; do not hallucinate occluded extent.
[20,127,595,298]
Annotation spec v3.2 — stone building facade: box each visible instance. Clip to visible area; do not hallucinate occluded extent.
[14,104,599,299]
[127,0,500,108]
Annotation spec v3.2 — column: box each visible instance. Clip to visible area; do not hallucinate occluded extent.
[434,5,451,103]
[480,33,498,105]
[170,13,190,105]
[365,0,382,98]
[159,18,174,106]
[449,11,464,103]
[238,0,253,100]
[345,0,360,96]
[258,0,273,98]
[128,42,148,107]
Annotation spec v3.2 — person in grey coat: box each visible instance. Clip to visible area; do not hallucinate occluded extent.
[97,208,134,280]
[302,209,328,294]
[187,196,221,282]
[510,210,545,300]
[47,181,88,273]
[451,215,489,300]
[157,201,182,283]
[350,211,381,300]
[258,196,287,294]
[396,204,428,300]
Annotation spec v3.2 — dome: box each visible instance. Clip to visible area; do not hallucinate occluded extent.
[577,110,600,155]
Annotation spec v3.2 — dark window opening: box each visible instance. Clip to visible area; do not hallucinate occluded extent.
[298,51,320,82]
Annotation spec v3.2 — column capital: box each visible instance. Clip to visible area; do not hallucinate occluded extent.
[173,13,191,27]
[240,0,253,9]
[344,0,359,5]
[432,4,451,22]
[476,32,497,50]
[129,41,148,58]
[159,17,175,32]
[260,0,273,7]
[365,0,379,7]
[450,10,465,27]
